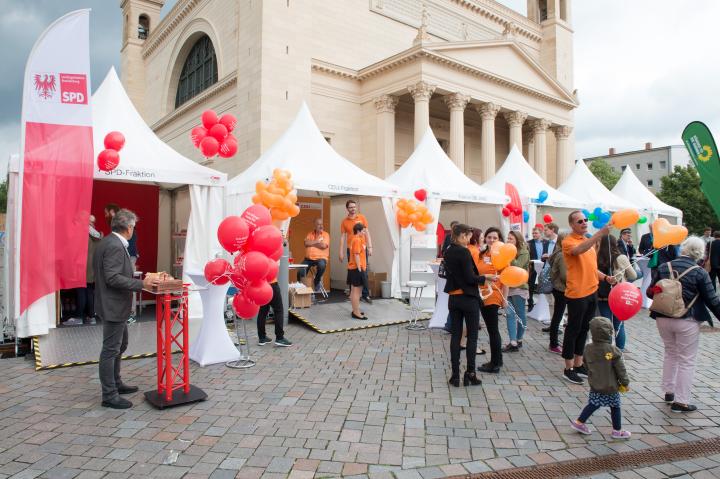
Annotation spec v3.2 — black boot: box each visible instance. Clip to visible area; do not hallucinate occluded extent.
[448,373,460,387]
[463,371,482,386]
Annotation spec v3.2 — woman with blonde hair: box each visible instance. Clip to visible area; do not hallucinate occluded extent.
[503,230,530,352]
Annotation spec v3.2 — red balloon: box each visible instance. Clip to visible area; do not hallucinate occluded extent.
[241,204,272,234]
[232,292,259,319]
[229,268,248,289]
[217,216,249,253]
[248,225,283,256]
[97,149,120,172]
[414,189,427,202]
[535,223,544,229]
[219,113,237,132]
[204,258,230,285]
[200,136,219,158]
[218,137,238,158]
[513,206,522,216]
[501,207,510,217]
[190,126,207,148]
[237,251,270,282]
[543,214,553,224]
[245,280,273,306]
[208,123,228,142]
[201,109,218,129]
[266,258,279,282]
[608,282,642,321]
[104,131,125,151]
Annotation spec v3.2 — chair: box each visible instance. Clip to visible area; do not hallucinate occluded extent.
[406,280,428,331]
[305,265,329,301]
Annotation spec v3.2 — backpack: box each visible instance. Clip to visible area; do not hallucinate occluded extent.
[537,262,553,294]
[649,262,700,318]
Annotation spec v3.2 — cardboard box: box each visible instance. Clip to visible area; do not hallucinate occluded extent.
[289,286,313,308]
[367,272,387,299]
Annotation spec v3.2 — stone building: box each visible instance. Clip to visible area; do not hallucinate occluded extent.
[120,0,577,187]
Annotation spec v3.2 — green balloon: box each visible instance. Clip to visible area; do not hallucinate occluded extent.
[638,216,647,224]
[588,213,596,221]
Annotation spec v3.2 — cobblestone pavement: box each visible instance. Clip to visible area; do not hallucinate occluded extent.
[1,311,720,479]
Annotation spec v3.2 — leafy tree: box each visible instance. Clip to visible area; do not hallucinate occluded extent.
[657,165,720,234]
[587,159,621,190]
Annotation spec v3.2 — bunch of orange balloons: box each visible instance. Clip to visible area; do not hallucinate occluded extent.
[396,198,433,232]
[652,218,688,248]
[488,241,528,287]
[253,169,300,221]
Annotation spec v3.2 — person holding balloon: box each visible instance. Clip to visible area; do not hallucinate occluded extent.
[503,231,530,352]
[647,236,720,413]
[476,227,506,373]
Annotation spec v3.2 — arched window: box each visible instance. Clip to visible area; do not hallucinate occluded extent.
[175,35,218,108]
[138,14,150,39]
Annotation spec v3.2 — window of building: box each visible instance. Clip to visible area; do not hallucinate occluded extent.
[138,14,149,39]
[660,160,667,169]
[175,35,218,108]
[539,0,548,21]
[647,162,653,170]
[636,163,641,170]
[647,179,653,187]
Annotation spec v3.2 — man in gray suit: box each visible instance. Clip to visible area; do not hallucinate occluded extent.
[94,209,158,409]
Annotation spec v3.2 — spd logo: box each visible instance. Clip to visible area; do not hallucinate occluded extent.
[31,72,88,104]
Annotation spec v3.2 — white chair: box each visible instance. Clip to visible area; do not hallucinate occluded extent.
[406,280,428,331]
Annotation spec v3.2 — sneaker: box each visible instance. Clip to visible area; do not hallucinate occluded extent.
[671,403,698,413]
[664,393,675,403]
[258,336,271,346]
[63,317,83,326]
[275,337,293,347]
[361,296,373,304]
[549,346,562,355]
[574,365,589,378]
[570,420,591,435]
[611,429,632,439]
[563,368,584,385]
[84,317,97,325]
[502,343,519,352]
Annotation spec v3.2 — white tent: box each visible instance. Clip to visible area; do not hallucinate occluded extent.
[558,160,637,212]
[12,68,227,338]
[612,167,682,224]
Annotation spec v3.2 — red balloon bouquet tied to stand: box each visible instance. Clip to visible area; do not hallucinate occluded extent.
[190,109,238,159]
[98,131,125,172]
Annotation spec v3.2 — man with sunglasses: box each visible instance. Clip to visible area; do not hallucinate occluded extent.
[561,211,615,385]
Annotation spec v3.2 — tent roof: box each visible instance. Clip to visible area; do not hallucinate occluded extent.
[385,129,507,204]
[611,166,682,218]
[558,160,637,211]
[481,145,586,208]
[92,68,226,188]
[227,103,399,197]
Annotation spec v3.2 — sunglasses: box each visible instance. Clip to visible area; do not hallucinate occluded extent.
[576,218,588,224]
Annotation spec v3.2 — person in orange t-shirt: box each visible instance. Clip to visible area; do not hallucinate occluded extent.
[339,200,372,302]
[297,218,330,292]
[560,211,615,385]
[348,223,369,320]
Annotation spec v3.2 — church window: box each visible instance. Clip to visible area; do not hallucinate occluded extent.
[138,14,149,39]
[539,0,548,21]
[175,35,218,108]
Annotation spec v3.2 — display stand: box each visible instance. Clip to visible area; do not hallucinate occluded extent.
[527,260,551,323]
[409,234,436,310]
[226,314,256,369]
[144,285,207,409]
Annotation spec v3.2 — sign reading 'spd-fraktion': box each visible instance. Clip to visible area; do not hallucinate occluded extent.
[32,72,88,104]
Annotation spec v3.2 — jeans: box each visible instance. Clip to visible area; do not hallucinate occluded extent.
[449,295,481,376]
[99,321,128,401]
[481,304,502,367]
[563,293,597,360]
[257,283,285,340]
[506,295,527,342]
[347,248,369,298]
[597,300,625,350]
[578,403,622,430]
[656,317,700,404]
[710,268,719,290]
[296,258,327,289]
[549,289,567,348]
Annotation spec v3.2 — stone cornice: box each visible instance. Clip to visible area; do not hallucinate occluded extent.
[448,0,542,42]
[150,73,237,131]
[142,0,203,59]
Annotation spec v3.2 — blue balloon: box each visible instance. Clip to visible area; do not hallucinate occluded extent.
[537,190,548,203]
[601,211,612,224]
[593,207,603,216]
[523,211,530,223]
[592,219,605,229]
[582,209,591,219]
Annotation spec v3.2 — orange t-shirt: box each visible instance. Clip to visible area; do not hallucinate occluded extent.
[305,230,330,260]
[562,233,599,299]
[348,236,367,270]
[341,214,368,248]
[476,250,503,306]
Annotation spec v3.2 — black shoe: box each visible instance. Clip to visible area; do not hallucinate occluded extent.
[448,374,460,387]
[541,326,551,333]
[258,336,271,346]
[463,371,482,386]
[527,304,535,312]
[502,343,519,353]
[574,365,589,378]
[101,397,132,409]
[517,341,523,348]
[117,384,139,394]
[664,393,675,404]
[351,312,368,320]
[460,345,467,351]
[563,368,584,385]
[478,362,500,374]
[671,403,697,413]
[275,338,292,347]
[361,296,373,304]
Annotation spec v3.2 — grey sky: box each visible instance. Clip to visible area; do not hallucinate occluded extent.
[0,0,718,172]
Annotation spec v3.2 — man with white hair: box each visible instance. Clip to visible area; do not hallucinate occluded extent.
[648,236,720,413]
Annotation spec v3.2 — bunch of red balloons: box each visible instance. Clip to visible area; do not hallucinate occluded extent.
[501,202,522,218]
[203,204,283,319]
[97,131,125,172]
[191,110,238,159]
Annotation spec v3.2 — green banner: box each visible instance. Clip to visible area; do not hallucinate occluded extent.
[682,121,720,220]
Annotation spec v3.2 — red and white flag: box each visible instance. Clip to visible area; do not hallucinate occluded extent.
[17,10,93,317]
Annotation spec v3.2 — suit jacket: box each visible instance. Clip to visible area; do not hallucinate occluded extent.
[94,234,143,322]
[639,233,653,255]
[528,239,549,261]
[711,239,720,269]
[617,239,636,259]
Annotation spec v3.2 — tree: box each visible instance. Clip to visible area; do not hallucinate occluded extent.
[657,165,720,234]
[0,179,6,214]
[587,159,621,190]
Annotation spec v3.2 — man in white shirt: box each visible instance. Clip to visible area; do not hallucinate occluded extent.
[543,223,559,259]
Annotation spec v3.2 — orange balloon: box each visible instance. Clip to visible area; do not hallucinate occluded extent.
[421,212,433,223]
[397,210,409,223]
[611,209,639,229]
[267,184,284,196]
[397,199,408,209]
[281,197,294,211]
[491,242,517,271]
[255,181,267,194]
[500,266,529,287]
[399,218,411,228]
[271,208,290,220]
[288,204,300,217]
[266,193,285,208]
[252,194,261,204]
[414,222,427,232]
[287,192,298,204]
[408,212,420,223]
[652,218,688,248]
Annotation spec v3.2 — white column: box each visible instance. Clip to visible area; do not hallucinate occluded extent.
[503,110,527,151]
[531,118,551,180]
[554,125,573,186]
[477,102,501,182]
[408,81,436,147]
[373,94,399,177]
[443,93,470,171]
